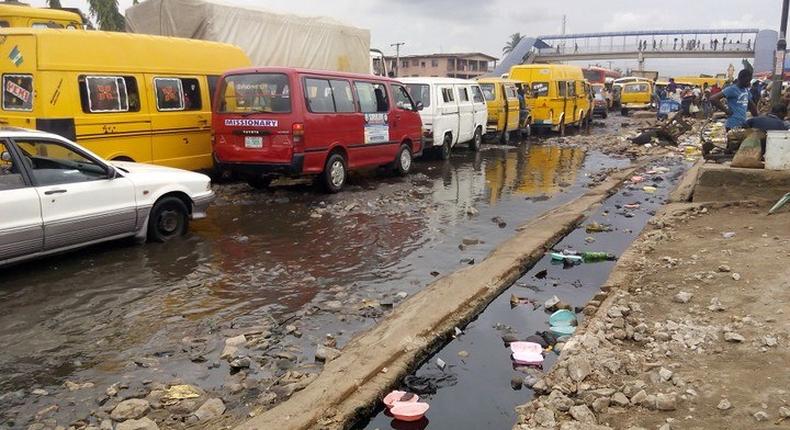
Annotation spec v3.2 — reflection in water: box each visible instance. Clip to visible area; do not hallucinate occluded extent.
[485,145,585,204]
[0,143,620,427]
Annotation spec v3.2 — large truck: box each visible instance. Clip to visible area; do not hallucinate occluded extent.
[125,0,375,75]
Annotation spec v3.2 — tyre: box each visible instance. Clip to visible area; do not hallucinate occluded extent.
[320,152,347,193]
[246,175,272,190]
[393,144,412,176]
[621,108,629,116]
[469,127,482,152]
[439,134,452,160]
[147,196,189,243]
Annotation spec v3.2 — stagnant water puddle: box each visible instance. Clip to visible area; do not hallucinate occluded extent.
[358,158,688,430]
[0,137,630,427]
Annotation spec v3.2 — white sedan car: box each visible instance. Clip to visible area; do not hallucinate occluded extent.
[0,128,214,266]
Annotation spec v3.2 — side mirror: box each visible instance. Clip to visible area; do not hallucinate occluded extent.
[107,166,118,179]
[415,101,424,112]
[0,151,11,162]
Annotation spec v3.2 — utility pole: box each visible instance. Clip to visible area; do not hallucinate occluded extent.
[391,42,405,78]
[561,15,566,35]
[770,0,789,106]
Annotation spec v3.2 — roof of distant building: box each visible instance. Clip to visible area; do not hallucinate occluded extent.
[394,52,498,61]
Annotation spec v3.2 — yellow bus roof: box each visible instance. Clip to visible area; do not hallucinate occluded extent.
[476,77,520,85]
[509,64,584,81]
[0,28,252,74]
[0,4,82,23]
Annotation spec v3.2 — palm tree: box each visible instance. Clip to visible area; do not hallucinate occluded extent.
[503,33,524,55]
[84,0,126,31]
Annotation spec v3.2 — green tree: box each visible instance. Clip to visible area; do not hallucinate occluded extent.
[503,33,524,55]
[87,0,126,32]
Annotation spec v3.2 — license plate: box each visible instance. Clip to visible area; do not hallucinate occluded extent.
[244,136,263,148]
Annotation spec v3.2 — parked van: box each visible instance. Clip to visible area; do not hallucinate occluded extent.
[0,3,83,28]
[400,77,487,159]
[620,81,654,115]
[0,29,251,171]
[477,77,521,143]
[212,67,423,193]
[509,64,590,135]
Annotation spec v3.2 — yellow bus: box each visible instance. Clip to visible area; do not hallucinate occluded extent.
[477,77,521,143]
[0,3,83,28]
[509,64,590,135]
[0,28,251,171]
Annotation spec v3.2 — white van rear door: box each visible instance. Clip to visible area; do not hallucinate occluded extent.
[437,86,460,145]
[455,85,475,143]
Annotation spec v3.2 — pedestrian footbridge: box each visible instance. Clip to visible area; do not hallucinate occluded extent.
[493,28,774,76]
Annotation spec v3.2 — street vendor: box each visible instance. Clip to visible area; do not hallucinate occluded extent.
[709,69,758,130]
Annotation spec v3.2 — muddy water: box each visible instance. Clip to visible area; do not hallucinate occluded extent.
[0,139,628,427]
[358,158,687,430]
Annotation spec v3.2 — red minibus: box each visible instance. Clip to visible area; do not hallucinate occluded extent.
[212,67,424,192]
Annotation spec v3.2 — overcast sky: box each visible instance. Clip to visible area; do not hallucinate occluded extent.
[29,0,786,75]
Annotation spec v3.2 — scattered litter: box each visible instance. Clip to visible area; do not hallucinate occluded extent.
[512,350,544,366]
[624,203,641,210]
[403,373,459,394]
[630,175,645,183]
[435,358,446,371]
[454,327,463,337]
[579,251,617,262]
[722,232,736,239]
[383,391,419,409]
[491,216,507,228]
[162,385,202,401]
[643,186,657,193]
[550,251,583,262]
[510,341,543,355]
[534,269,548,279]
[510,294,535,308]
[548,325,576,337]
[585,222,613,233]
[390,401,430,422]
[548,310,577,327]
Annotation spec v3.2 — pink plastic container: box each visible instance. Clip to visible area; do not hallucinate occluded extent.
[510,341,543,355]
[512,350,544,365]
[383,390,419,409]
[390,401,430,422]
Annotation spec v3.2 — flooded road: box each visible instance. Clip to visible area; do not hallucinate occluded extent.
[357,158,687,430]
[0,134,631,427]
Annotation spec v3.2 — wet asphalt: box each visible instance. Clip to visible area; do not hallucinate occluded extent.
[0,125,635,427]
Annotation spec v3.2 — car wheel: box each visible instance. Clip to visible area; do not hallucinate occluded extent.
[147,196,189,243]
[469,127,482,152]
[246,175,272,190]
[439,134,452,160]
[321,152,347,193]
[393,144,412,176]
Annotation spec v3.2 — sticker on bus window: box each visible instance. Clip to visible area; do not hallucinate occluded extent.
[3,74,33,111]
[224,119,279,127]
[363,113,389,144]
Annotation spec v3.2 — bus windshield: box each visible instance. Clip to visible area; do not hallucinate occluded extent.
[218,73,291,113]
[405,84,431,108]
[479,83,496,101]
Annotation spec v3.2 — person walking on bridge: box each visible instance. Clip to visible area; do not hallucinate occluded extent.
[710,69,759,130]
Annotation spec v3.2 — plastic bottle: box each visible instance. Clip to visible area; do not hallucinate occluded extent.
[581,252,617,262]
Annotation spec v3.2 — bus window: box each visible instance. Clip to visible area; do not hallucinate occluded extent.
[79,75,141,113]
[0,21,9,28]
[154,77,202,111]
[532,82,549,97]
[2,74,33,111]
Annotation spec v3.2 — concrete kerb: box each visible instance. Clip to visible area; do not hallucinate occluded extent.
[236,162,649,430]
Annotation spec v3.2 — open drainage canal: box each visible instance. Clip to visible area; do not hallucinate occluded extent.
[357,158,688,430]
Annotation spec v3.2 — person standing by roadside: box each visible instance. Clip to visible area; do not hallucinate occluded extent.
[667,78,678,94]
[710,69,759,130]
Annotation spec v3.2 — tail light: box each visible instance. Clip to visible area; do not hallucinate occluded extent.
[292,123,304,144]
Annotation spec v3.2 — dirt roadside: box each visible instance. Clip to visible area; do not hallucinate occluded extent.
[513,200,790,430]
